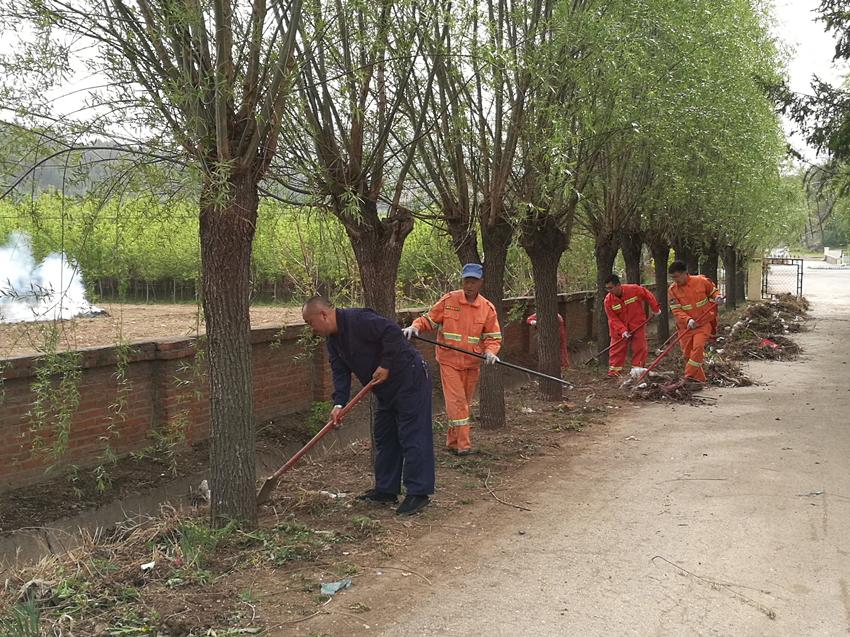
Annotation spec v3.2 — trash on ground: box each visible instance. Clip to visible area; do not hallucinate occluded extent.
[320,578,353,596]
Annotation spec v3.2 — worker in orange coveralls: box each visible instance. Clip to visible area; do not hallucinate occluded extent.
[603,274,661,377]
[667,260,724,382]
[526,312,570,368]
[402,263,501,456]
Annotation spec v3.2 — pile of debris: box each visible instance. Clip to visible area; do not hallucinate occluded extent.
[630,377,708,404]
[716,294,809,361]
[705,357,754,387]
[715,332,802,361]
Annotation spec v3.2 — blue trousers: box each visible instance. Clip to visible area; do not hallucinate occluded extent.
[373,358,435,496]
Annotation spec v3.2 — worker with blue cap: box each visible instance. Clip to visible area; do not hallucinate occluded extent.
[403,263,502,455]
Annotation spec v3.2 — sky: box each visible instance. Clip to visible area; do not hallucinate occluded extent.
[770,0,846,162]
[0,2,846,163]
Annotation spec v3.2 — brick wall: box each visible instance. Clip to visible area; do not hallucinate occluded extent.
[0,291,599,491]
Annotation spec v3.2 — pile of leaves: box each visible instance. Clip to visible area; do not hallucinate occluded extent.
[705,357,754,387]
[714,294,809,361]
[715,332,802,361]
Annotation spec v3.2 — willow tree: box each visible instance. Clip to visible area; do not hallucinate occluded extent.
[0,0,303,526]
[401,0,553,424]
[265,0,441,318]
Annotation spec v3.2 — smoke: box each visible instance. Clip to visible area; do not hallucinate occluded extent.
[0,231,104,323]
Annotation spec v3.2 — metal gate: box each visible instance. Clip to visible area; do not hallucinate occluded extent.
[761,257,804,299]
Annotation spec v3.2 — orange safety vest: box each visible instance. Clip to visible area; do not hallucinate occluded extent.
[412,290,502,370]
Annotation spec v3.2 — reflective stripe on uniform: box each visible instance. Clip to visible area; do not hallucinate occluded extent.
[609,366,624,372]
[426,314,441,329]
[448,417,469,427]
[695,298,709,308]
[681,304,693,310]
[468,336,480,344]
[687,359,703,368]
[483,332,502,340]
[443,332,462,342]
[611,304,623,310]
[669,303,682,309]
[624,296,638,305]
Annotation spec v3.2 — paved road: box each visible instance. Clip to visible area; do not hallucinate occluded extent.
[301,265,850,636]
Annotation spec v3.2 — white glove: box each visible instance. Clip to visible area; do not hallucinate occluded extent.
[402,326,418,340]
[529,319,537,326]
[687,319,697,330]
[484,351,499,365]
[622,331,631,340]
[715,297,726,305]
[653,309,662,316]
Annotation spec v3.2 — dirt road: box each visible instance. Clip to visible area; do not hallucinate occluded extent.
[303,265,850,636]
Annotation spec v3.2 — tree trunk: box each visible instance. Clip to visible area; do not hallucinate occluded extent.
[343,202,414,319]
[445,215,481,266]
[621,233,643,284]
[735,251,747,304]
[722,246,737,310]
[685,249,700,275]
[700,240,719,286]
[478,218,512,428]
[521,218,567,401]
[200,171,260,527]
[649,240,670,344]
[594,235,619,366]
[672,238,687,264]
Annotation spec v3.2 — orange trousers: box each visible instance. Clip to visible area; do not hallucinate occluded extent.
[679,325,711,382]
[440,365,480,451]
[607,329,649,376]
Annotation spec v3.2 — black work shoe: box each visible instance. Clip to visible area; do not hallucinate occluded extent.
[451,448,477,457]
[396,495,430,516]
[356,489,398,503]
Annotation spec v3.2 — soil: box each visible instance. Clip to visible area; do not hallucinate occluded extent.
[0,412,316,533]
[0,374,624,637]
[0,303,304,358]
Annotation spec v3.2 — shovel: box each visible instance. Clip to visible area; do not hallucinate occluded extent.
[256,381,377,504]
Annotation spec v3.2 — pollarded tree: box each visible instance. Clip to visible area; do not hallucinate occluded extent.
[402,0,554,424]
[0,0,304,526]
[270,0,440,319]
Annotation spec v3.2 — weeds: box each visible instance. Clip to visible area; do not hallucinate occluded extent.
[0,599,40,637]
[307,401,333,436]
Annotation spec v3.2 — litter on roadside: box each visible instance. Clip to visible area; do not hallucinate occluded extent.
[320,578,353,596]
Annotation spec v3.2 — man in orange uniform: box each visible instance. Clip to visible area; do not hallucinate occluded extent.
[603,274,661,377]
[667,261,724,382]
[403,263,501,456]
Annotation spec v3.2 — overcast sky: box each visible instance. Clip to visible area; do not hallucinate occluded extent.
[771,0,845,161]
[1,2,846,163]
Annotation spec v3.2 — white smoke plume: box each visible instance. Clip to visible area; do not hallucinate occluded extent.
[0,231,104,323]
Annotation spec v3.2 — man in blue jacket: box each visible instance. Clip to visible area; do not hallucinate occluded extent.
[301,296,434,516]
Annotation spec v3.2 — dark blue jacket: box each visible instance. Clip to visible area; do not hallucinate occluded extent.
[327,308,420,406]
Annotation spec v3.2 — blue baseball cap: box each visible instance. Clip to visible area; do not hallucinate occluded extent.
[461,263,484,279]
